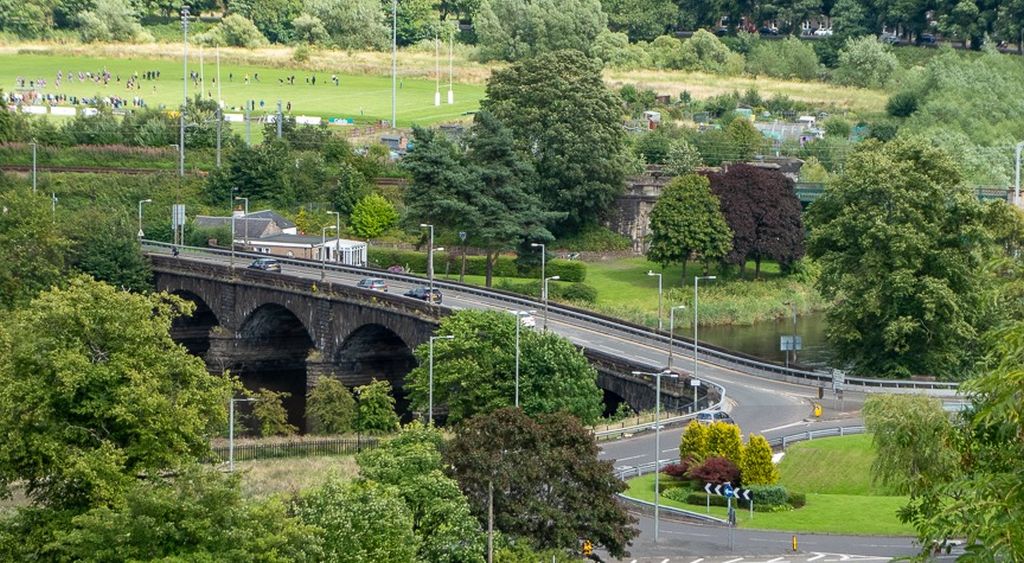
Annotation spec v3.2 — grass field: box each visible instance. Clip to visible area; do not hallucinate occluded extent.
[436,255,823,327]
[778,434,897,496]
[623,434,915,535]
[1,52,485,126]
[234,455,358,498]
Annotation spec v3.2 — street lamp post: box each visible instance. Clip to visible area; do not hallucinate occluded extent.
[428,334,455,425]
[693,276,716,385]
[137,199,152,238]
[543,275,560,331]
[668,304,686,368]
[321,225,337,281]
[390,0,397,128]
[632,369,677,543]
[420,223,435,301]
[648,270,663,331]
[230,209,236,267]
[327,211,340,262]
[783,300,798,366]
[228,397,256,472]
[514,309,537,407]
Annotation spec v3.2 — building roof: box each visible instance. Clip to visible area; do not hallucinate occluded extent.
[256,234,368,247]
[245,210,295,229]
[194,216,275,238]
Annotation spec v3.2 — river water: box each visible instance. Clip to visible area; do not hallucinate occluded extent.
[696,310,836,369]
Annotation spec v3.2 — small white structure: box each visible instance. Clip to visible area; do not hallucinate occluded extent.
[797,115,817,128]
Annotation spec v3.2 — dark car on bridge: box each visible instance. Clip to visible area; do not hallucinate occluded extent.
[248,258,281,272]
[404,286,442,304]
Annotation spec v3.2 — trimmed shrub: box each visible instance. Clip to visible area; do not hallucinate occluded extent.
[688,456,739,485]
[746,484,788,508]
[662,486,694,503]
[706,422,744,468]
[660,460,692,479]
[787,491,807,508]
[886,90,919,117]
[561,282,597,304]
[684,491,729,507]
[552,224,630,252]
[679,420,709,461]
[523,258,586,282]
[367,248,428,273]
[741,434,780,485]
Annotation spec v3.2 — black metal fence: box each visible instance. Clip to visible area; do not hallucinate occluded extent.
[209,436,378,463]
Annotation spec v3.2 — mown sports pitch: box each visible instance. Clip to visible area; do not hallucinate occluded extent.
[2,53,485,126]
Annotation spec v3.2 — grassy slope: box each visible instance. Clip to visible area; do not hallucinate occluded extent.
[235,455,358,498]
[0,52,485,125]
[624,434,915,535]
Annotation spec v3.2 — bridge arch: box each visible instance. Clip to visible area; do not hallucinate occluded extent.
[233,302,316,431]
[167,289,220,357]
[327,323,418,420]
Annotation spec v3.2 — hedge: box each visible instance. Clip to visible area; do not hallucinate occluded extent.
[745,484,788,508]
[495,279,598,305]
[366,248,586,282]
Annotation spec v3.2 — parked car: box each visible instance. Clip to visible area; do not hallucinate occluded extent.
[357,278,389,292]
[759,26,779,36]
[917,33,937,45]
[696,410,736,425]
[404,286,443,304]
[512,310,536,328]
[248,258,281,272]
[813,27,833,36]
[880,33,901,44]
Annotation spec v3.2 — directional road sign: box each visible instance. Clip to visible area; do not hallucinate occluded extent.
[704,482,753,501]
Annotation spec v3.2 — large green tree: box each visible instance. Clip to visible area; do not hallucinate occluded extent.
[863,394,957,495]
[474,0,607,61]
[405,310,604,425]
[806,137,990,378]
[481,50,628,234]
[601,0,675,41]
[0,188,69,310]
[646,174,732,281]
[444,408,638,557]
[0,277,231,509]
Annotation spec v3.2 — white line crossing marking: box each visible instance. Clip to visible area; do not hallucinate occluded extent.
[687,558,704,563]
[808,555,827,562]
[767,558,787,562]
[723,558,745,563]
[659,559,670,563]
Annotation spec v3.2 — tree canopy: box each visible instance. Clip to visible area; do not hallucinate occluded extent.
[646,173,732,281]
[444,408,638,557]
[806,137,990,378]
[0,277,231,509]
[709,164,805,277]
[405,310,604,425]
[481,50,628,235]
[474,0,607,61]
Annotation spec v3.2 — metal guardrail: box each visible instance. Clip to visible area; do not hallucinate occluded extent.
[594,378,727,438]
[143,241,961,394]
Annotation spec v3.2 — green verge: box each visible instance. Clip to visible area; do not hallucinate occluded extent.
[624,473,913,536]
[0,53,485,125]
[778,433,898,496]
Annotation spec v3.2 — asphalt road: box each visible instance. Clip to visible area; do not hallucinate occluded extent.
[153,249,918,560]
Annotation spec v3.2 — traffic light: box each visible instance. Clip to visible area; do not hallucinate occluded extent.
[582,540,593,556]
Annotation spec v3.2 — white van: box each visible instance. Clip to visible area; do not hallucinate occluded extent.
[797,115,816,128]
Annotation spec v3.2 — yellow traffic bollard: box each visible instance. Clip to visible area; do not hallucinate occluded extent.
[813,403,822,418]
[792,535,798,552]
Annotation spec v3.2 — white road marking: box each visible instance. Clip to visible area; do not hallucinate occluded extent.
[687,558,704,563]
[807,555,826,562]
[660,559,670,563]
[617,454,645,462]
[766,558,787,563]
[662,448,678,453]
[723,558,745,563]
[772,452,786,464]
[760,420,810,433]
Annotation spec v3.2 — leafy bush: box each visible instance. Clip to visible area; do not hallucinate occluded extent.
[542,259,587,282]
[661,458,694,479]
[886,90,919,117]
[592,30,653,69]
[350,194,398,239]
[679,30,744,75]
[746,37,821,80]
[741,434,779,485]
[553,224,630,252]
[306,377,356,435]
[218,14,268,48]
[560,282,598,304]
[823,117,852,139]
[683,490,729,507]
[787,491,806,508]
[77,0,153,43]
[746,484,789,508]
[688,456,740,485]
[706,422,744,468]
[832,35,898,89]
[291,13,329,45]
[662,486,693,503]
[679,420,709,462]
[252,388,297,437]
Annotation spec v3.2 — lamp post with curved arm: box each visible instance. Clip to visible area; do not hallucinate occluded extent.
[632,369,677,543]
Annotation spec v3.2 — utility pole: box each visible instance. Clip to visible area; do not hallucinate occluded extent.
[180,6,189,179]
[276,100,283,139]
[244,104,251,146]
[31,140,37,193]
[215,106,222,168]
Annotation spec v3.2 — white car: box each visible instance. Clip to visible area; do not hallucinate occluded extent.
[813,27,833,36]
[512,310,536,328]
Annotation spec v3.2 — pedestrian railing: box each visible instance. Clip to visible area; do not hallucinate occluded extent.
[208,436,377,463]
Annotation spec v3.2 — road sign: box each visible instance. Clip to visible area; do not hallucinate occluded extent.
[690,379,701,387]
[458,231,467,242]
[831,368,846,392]
[171,204,186,228]
[704,482,753,501]
[780,335,803,351]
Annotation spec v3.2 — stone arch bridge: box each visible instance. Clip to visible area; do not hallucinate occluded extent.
[151,255,706,430]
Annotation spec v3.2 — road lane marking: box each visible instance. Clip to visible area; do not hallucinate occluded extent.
[808,555,826,561]
[767,558,787,562]
[617,454,645,462]
[723,558,745,563]
[761,420,810,433]
[687,558,704,563]
[660,559,670,563]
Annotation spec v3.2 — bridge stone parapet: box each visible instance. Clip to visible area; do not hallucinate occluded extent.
[586,348,717,414]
